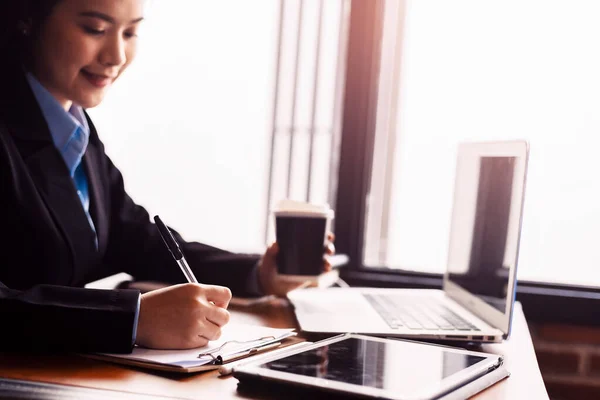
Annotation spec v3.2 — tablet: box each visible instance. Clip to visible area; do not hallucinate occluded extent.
[234,333,505,400]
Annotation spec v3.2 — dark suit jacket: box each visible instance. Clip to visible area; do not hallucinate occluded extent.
[0,62,261,353]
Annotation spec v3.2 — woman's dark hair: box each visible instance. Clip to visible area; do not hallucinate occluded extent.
[0,0,62,64]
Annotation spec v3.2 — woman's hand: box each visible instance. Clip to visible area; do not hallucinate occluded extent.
[257,233,336,298]
[136,283,231,349]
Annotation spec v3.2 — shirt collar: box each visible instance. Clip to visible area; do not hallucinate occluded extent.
[25,73,90,151]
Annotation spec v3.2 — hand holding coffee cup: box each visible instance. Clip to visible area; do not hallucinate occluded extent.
[274,200,334,275]
[257,200,335,297]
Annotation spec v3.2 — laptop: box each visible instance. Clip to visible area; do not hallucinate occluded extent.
[288,140,529,343]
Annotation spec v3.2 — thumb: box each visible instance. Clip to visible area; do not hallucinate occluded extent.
[268,242,279,255]
[262,242,279,271]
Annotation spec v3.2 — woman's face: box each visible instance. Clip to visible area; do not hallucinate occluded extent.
[30,0,144,109]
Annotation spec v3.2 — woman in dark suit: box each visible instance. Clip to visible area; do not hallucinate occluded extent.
[0,0,333,353]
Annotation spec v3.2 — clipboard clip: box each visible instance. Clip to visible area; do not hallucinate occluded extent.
[213,341,282,365]
[197,336,277,360]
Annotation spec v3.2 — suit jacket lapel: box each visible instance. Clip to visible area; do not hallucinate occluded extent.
[23,145,98,276]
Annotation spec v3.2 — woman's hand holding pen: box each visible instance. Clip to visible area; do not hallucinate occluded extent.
[257,233,336,298]
[135,283,232,350]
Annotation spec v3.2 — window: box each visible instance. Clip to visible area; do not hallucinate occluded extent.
[363,0,600,287]
[335,0,600,325]
[88,0,347,253]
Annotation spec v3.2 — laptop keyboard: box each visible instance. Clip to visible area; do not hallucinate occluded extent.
[363,294,480,331]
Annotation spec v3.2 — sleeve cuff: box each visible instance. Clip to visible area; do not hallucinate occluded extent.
[131,292,141,347]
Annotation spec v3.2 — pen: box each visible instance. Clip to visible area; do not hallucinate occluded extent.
[154,215,198,284]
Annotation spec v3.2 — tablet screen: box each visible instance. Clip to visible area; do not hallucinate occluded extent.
[254,337,491,395]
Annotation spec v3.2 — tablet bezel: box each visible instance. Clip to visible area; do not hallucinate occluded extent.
[234,333,503,400]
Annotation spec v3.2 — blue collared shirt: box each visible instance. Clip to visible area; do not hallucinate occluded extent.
[26,73,140,347]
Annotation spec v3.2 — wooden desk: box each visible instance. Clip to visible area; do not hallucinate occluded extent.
[0,301,547,399]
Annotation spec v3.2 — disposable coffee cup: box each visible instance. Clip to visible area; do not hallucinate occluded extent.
[273,199,334,276]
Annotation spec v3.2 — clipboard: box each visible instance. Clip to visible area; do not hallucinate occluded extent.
[81,323,297,373]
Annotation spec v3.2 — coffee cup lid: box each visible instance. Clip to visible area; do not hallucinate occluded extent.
[273,199,334,218]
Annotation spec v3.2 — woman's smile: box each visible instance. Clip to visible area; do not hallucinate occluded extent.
[80,69,114,88]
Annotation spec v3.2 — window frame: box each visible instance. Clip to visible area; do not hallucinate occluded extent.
[334,0,600,326]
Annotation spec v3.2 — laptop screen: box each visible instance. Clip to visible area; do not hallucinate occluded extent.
[446,148,526,315]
